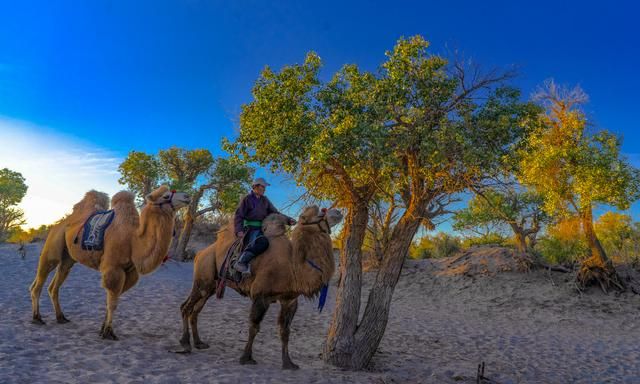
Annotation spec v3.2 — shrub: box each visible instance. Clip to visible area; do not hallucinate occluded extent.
[536,235,588,265]
[410,233,461,259]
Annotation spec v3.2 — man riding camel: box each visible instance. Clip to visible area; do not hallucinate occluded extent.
[233,177,296,274]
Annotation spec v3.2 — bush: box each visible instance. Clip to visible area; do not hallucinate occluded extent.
[536,236,588,265]
[7,225,50,244]
[410,233,461,259]
[460,233,507,249]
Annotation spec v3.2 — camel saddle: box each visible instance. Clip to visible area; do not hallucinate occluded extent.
[76,210,115,251]
[215,237,245,299]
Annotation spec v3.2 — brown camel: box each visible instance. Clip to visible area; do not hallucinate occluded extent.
[30,185,190,340]
[178,205,343,369]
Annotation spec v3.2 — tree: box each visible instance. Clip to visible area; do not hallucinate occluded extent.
[595,211,633,261]
[518,80,640,290]
[454,186,547,253]
[0,168,28,242]
[117,148,252,260]
[227,36,532,369]
[172,157,253,260]
[118,151,163,203]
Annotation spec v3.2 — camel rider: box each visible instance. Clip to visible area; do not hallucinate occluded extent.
[234,177,296,274]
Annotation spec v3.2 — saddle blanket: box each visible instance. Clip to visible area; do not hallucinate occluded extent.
[81,210,115,251]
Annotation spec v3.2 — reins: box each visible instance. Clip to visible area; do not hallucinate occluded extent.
[301,216,331,234]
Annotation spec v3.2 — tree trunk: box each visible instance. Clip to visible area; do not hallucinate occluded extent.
[323,199,423,369]
[175,210,195,261]
[174,190,204,261]
[581,207,608,264]
[349,206,422,369]
[511,226,527,254]
[577,206,625,291]
[323,201,369,367]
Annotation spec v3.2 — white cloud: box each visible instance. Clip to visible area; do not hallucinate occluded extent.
[0,117,123,228]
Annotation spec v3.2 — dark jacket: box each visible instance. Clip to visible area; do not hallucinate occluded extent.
[234,191,280,235]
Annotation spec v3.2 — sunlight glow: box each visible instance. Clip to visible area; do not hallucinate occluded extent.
[0,117,122,228]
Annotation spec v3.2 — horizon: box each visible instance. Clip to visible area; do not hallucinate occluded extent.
[1,1,639,229]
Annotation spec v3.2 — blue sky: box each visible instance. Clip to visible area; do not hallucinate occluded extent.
[1,0,639,228]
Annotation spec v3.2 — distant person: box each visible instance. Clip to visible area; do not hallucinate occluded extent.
[18,242,26,259]
[233,178,295,274]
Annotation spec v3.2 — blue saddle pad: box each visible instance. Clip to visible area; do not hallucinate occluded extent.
[81,210,115,251]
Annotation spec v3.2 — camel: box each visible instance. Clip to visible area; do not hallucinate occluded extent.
[178,205,343,369]
[30,185,190,340]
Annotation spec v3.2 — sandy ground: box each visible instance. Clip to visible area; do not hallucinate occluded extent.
[1,243,640,384]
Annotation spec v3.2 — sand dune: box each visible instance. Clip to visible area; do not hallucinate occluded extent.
[1,242,639,383]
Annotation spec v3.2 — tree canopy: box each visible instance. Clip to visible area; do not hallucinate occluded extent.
[518,81,640,289]
[0,168,28,242]
[118,151,163,202]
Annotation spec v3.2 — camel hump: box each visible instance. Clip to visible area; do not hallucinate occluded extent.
[109,191,139,226]
[111,190,136,207]
[72,190,110,215]
[263,213,288,237]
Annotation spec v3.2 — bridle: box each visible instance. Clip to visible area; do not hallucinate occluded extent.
[153,190,177,210]
[301,212,331,234]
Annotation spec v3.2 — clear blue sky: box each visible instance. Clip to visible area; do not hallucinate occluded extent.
[1,0,639,227]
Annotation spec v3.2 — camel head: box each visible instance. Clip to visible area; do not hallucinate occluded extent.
[298,205,343,232]
[145,185,191,211]
[262,213,289,237]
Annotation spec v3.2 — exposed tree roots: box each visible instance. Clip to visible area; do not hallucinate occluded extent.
[576,257,626,293]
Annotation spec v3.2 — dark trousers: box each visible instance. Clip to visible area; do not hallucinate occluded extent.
[241,228,269,260]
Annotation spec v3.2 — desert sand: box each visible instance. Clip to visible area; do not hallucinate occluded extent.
[1,242,639,383]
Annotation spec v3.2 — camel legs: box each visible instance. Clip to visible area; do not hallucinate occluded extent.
[30,237,64,324]
[99,268,125,340]
[240,297,270,365]
[121,268,139,295]
[278,298,299,370]
[190,292,212,349]
[48,253,76,323]
[178,281,214,353]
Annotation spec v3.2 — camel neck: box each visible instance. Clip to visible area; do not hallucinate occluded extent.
[290,227,335,298]
[133,205,174,275]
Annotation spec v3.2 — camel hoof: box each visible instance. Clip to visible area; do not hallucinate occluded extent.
[194,341,210,350]
[283,362,300,370]
[171,347,191,354]
[175,338,192,354]
[32,315,46,325]
[239,356,257,365]
[100,327,118,340]
[56,315,70,324]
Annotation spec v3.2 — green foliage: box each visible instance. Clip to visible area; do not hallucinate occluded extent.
[0,168,28,206]
[536,236,588,265]
[453,193,507,237]
[0,168,28,242]
[595,211,639,263]
[461,233,508,248]
[536,217,588,264]
[518,81,640,218]
[8,224,50,244]
[205,157,254,214]
[453,186,548,251]
[158,147,214,191]
[410,233,461,259]
[118,151,163,201]
[228,35,534,214]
